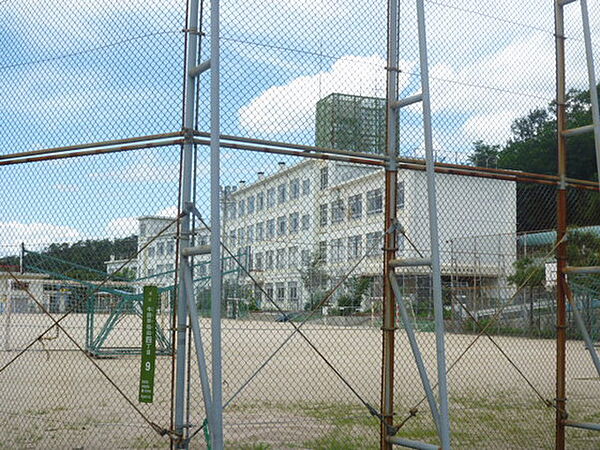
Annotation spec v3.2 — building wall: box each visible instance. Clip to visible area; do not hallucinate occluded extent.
[222,159,517,311]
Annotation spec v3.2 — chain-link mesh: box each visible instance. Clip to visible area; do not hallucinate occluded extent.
[1,0,600,448]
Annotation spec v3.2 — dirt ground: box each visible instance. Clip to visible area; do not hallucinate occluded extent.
[1,313,599,448]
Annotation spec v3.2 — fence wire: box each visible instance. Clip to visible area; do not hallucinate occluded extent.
[1,0,600,449]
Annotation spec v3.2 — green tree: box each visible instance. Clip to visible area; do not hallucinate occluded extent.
[509,257,545,332]
[468,140,500,168]
[469,85,600,232]
[300,251,330,311]
[337,276,373,316]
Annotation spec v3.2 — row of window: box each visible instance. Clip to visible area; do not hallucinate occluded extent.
[223,231,387,273]
[227,213,311,246]
[147,240,176,258]
[225,177,312,220]
[146,263,174,277]
[318,184,404,226]
[263,281,300,305]
[146,236,209,258]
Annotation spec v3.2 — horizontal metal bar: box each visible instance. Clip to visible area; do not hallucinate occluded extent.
[0,139,184,167]
[192,137,385,167]
[182,245,211,257]
[0,132,184,162]
[189,59,211,78]
[563,420,600,431]
[389,258,432,268]
[391,93,423,109]
[386,435,440,450]
[562,124,594,136]
[191,130,600,190]
[564,266,600,274]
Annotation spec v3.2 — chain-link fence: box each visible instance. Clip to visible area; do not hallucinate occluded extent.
[1,0,600,448]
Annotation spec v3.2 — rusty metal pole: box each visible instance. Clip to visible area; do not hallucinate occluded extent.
[380,0,400,446]
[554,1,568,448]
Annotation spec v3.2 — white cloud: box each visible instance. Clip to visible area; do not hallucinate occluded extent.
[239,55,413,135]
[156,206,179,218]
[104,205,178,239]
[0,221,81,255]
[105,217,139,238]
[89,153,180,183]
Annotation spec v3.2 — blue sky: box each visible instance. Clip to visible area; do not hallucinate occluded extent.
[0,0,598,253]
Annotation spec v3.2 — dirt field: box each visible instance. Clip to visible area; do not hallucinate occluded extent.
[1,313,599,448]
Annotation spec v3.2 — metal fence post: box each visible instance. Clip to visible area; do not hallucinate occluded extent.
[554,1,568,448]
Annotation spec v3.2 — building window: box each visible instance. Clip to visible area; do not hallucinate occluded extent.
[265,250,274,270]
[349,194,362,219]
[289,281,299,307]
[291,179,300,200]
[267,219,275,239]
[366,231,383,256]
[320,166,329,189]
[367,188,383,215]
[256,222,264,241]
[277,183,287,204]
[139,224,147,236]
[288,246,298,268]
[302,179,310,195]
[247,195,255,214]
[301,249,310,266]
[331,238,344,262]
[265,283,274,301]
[301,214,310,230]
[267,188,276,208]
[11,281,29,290]
[148,246,155,257]
[167,240,175,254]
[318,241,327,263]
[157,242,164,256]
[289,212,299,233]
[257,192,265,211]
[348,235,362,260]
[397,181,405,209]
[331,199,344,223]
[276,248,285,269]
[319,204,328,226]
[254,252,263,271]
[276,282,286,302]
[239,199,246,217]
[247,224,254,243]
[277,216,287,236]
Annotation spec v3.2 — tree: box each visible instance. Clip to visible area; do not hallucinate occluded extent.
[337,276,373,316]
[300,251,330,311]
[468,140,500,168]
[509,257,545,332]
[0,236,138,280]
[469,84,600,232]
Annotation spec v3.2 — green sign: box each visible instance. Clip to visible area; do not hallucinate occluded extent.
[139,286,158,403]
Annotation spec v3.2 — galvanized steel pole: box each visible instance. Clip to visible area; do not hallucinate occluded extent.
[175,0,201,445]
[579,0,600,187]
[415,0,451,447]
[554,1,568,448]
[209,0,224,443]
[381,0,400,446]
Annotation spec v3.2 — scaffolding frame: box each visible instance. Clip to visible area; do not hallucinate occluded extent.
[381,0,451,448]
[554,0,600,448]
